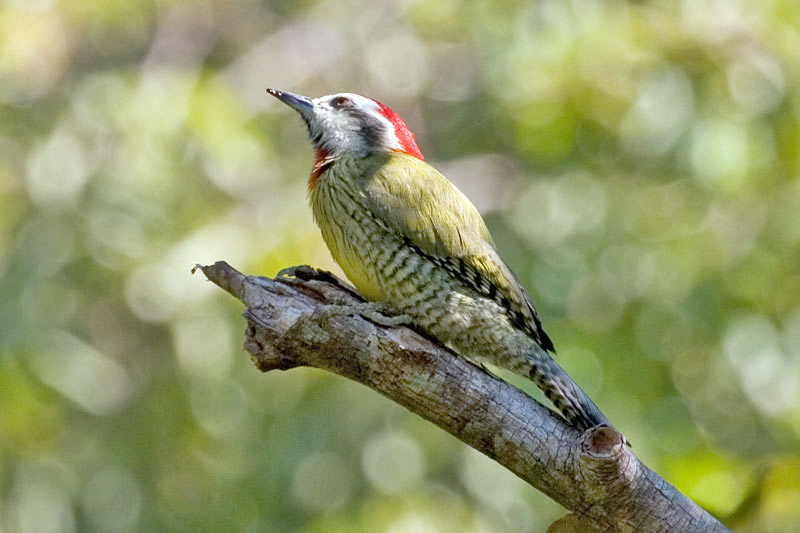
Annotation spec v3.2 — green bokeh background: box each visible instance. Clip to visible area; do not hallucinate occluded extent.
[1,0,799,531]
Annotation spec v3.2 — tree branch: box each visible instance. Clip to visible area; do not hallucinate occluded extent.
[195,261,729,533]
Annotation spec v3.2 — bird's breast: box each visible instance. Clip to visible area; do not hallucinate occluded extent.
[309,161,393,302]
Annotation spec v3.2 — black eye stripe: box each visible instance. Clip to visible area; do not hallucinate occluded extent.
[352,109,385,143]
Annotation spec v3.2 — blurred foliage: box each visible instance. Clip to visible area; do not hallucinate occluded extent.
[1,0,799,531]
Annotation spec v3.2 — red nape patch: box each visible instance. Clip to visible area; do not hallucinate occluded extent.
[372,99,425,161]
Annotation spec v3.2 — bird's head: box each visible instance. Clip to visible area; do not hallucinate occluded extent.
[267,89,424,163]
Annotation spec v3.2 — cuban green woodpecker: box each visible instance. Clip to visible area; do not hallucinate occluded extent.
[268,88,611,431]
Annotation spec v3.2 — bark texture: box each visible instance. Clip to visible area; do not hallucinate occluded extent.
[195,261,729,533]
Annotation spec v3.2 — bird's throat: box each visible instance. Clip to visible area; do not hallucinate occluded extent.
[308,149,335,191]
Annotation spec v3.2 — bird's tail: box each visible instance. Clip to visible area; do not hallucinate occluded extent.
[526,347,611,431]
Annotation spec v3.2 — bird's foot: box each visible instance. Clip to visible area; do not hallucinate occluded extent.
[277,265,330,282]
[317,301,412,328]
[275,265,363,299]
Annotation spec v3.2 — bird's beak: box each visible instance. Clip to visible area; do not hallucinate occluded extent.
[267,88,314,117]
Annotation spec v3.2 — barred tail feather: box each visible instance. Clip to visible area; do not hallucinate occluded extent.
[526,348,611,431]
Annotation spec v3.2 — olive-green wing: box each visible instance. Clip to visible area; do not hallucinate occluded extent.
[363,153,554,351]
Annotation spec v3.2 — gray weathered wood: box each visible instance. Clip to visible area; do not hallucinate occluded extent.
[195,261,729,533]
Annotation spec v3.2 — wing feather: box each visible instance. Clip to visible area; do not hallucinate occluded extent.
[362,153,554,351]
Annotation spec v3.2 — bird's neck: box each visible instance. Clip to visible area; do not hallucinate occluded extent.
[307,151,401,191]
[308,148,336,191]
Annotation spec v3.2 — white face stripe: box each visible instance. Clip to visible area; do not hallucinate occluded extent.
[306,93,403,158]
[317,93,381,115]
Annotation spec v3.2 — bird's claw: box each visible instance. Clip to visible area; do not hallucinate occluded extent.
[316,301,412,328]
[276,265,318,280]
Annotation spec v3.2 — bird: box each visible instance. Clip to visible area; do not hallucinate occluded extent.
[267,88,612,432]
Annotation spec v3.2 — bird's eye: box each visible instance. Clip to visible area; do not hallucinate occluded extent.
[330,96,352,109]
